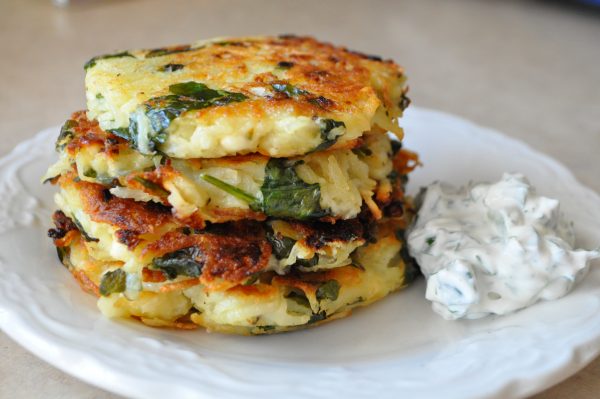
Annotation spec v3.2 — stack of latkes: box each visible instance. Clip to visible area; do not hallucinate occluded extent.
[44,35,419,334]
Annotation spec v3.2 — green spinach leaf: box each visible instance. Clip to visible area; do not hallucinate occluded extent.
[81,168,116,185]
[99,269,127,296]
[84,51,134,70]
[316,280,340,302]
[56,119,78,152]
[398,93,411,110]
[313,118,345,152]
[83,169,97,179]
[133,176,170,197]
[266,230,296,260]
[271,83,310,97]
[390,139,402,155]
[199,174,258,204]
[56,246,70,265]
[145,45,193,58]
[295,255,319,268]
[126,81,247,154]
[152,246,204,280]
[257,159,327,220]
[159,63,184,72]
[352,146,373,157]
[214,41,246,46]
[266,228,319,267]
[242,273,261,286]
[71,216,99,242]
[256,325,276,332]
[108,127,131,141]
[286,291,311,308]
[201,160,328,220]
[308,311,327,324]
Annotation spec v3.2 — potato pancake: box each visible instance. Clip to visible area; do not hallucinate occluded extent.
[51,208,417,334]
[85,35,409,158]
[50,175,403,290]
[45,112,416,225]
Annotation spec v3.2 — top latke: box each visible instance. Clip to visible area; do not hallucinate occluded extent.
[85,35,409,159]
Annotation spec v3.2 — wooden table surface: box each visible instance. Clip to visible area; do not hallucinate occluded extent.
[1,0,599,397]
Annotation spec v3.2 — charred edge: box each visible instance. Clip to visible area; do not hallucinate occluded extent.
[399,94,411,111]
[201,220,265,237]
[215,41,247,47]
[115,229,141,249]
[207,239,267,278]
[300,219,364,250]
[384,201,405,218]
[308,96,335,109]
[143,200,172,215]
[277,61,294,68]
[346,49,384,62]
[358,205,379,244]
[43,175,60,185]
[56,246,70,266]
[101,189,113,202]
[308,311,327,324]
[145,45,192,58]
[48,210,77,240]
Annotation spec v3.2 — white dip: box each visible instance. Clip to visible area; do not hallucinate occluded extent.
[407,173,599,320]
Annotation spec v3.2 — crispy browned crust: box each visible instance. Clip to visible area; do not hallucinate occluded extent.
[142,267,168,283]
[64,111,126,156]
[58,112,411,227]
[393,148,420,177]
[267,265,363,304]
[59,112,269,225]
[55,175,371,285]
[203,207,267,223]
[287,218,364,251]
[48,210,77,240]
[54,170,413,286]
[384,148,420,219]
[141,223,272,286]
[200,232,272,283]
[50,197,370,289]
[58,174,173,238]
[48,210,80,248]
[114,229,142,249]
[52,177,413,287]
[118,35,407,118]
[72,268,100,297]
[55,238,392,334]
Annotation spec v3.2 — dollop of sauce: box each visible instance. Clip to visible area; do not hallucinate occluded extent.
[407,173,599,320]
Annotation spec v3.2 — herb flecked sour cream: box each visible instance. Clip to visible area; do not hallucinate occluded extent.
[407,173,599,320]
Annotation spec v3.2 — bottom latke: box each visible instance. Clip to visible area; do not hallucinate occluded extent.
[57,220,416,335]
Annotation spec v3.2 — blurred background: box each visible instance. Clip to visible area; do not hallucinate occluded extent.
[1,0,599,397]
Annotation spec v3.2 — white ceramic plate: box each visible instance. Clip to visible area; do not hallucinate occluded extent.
[1,108,599,399]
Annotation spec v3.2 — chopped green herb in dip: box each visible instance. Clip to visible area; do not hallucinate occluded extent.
[408,173,599,320]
